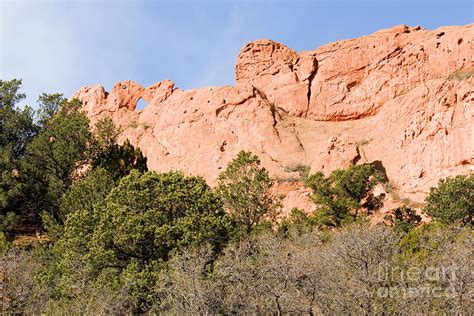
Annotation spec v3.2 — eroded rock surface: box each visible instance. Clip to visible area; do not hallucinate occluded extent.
[236,40,318,117]
[72,24,474,211]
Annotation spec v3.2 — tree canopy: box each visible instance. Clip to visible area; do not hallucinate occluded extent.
[57,170,231,312]
[0,79,148,238]
[425,174,473,225]
[305,164,385,227]
[217,150,279,234]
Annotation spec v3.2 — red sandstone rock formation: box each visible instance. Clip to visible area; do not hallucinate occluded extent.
[72,24,474,213]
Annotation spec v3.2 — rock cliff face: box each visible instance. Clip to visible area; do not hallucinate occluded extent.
[72,24,474,210]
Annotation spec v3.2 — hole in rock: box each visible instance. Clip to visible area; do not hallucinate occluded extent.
[136,98,147,111]
[347,81,359,92]
[220,141,227,152]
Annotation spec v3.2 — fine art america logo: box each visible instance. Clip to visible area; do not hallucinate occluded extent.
[376,265,460,299]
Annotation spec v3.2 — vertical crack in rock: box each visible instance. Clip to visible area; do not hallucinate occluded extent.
[305,59,318,118]
[294,128,305,150]
[352,146,362,165]
[253,86,282,142]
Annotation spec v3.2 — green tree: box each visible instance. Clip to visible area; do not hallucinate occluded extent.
[0,79,26,108]
[60,168,115,221]
[47,169,117,298]
[0,79,38,235]
[0,80,36,160]
[89,170,229,264]
[92,117,120,151]
[23,98,92,223]
[93,138,147,180]
[305,164,384,227]
[2,89,149,237]
[424,174,473,225]
[90,117,147,180]
[57,170,231,312]
[217,150,279,234]
[39,168,116,240]
[36,93,63,128]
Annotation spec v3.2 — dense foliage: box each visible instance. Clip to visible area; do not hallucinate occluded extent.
[0,80,147,237]
[91,117,147,180]
[425,174,473,225]
[51,170,232,312]
[217,150,279,234]
[4,222,472,314]
[1,79,472,314]
[305,164,385,227]
[0,80,38,234]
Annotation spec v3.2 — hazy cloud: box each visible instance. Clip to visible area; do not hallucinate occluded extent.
[1,0,141,107]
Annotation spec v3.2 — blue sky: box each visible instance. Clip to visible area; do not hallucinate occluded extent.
[1,0,473,108]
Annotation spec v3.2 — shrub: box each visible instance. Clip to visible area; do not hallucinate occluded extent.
[2,246,52,313]
[387,205,422,233]
[397,223,473,313]
[449,67,474,81]
[284,164,311,181]
[424,174,473,225]
[91,118,147,180]
[217,151,280,234]
[58,170,231,312]
[0,231,9,257]
[277,208,317,237]
[305,165,385,227]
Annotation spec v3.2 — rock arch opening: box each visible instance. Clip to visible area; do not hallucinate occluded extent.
[136,97,147,111]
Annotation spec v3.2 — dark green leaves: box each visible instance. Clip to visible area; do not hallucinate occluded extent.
[425,174,473,225]
[305,164,385,227]
[217,150,279,234]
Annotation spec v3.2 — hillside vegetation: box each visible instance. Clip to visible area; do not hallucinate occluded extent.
[1,79,472,314]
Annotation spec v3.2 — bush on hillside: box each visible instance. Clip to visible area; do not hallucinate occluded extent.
[305,164,385,227]
[217,150,280,234]
[424,174,473,225]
